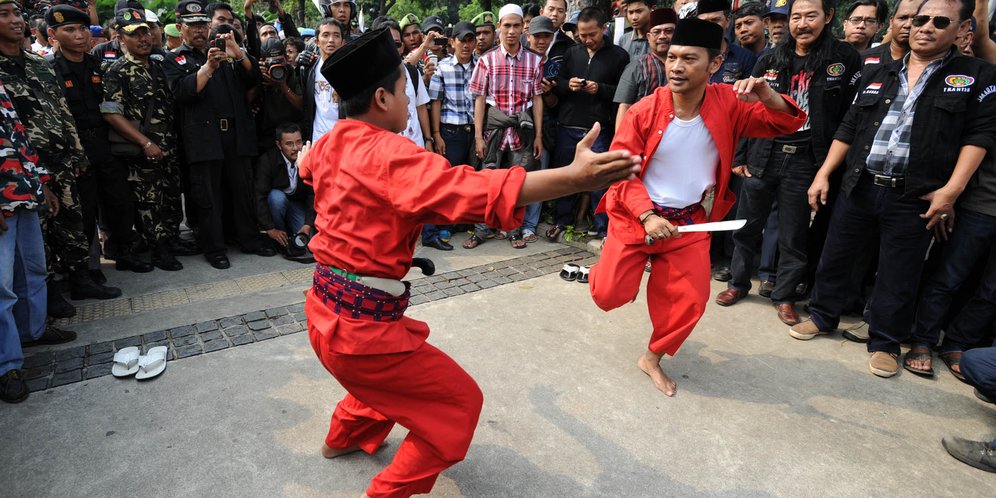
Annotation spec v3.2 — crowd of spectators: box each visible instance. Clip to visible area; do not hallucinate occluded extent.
[0,0,994,470]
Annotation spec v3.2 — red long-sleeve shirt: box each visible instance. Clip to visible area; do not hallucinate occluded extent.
[301,119,526,354]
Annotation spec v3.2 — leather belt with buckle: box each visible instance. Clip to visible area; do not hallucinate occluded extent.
[781,144,800,154]
[218,118,231,132]
[866,172,904,188]
[442,123,473,133]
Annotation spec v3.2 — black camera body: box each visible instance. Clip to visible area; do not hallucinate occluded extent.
[210,37,227,52]
[263,58,288,82]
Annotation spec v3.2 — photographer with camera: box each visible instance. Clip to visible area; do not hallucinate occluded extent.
[163,0,270,270]
[255,123,314,260]
[256,38,303,153]
[242,0,300,59]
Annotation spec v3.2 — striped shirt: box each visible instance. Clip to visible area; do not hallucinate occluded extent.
[865,54,944,176]
[468,44,542,151]
[428,55,476,126]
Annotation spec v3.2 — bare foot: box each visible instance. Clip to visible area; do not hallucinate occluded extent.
[321,443,363,459]
[321,441,388,459]
[637,350,677,396]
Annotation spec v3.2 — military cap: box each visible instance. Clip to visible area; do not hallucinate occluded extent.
[471,11,495,27]
[176,0,210,23]
[46,4,89,28]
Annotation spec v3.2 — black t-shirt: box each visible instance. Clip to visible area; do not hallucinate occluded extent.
[779,54,813,143]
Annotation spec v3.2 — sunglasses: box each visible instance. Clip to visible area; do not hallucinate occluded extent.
[911,15,953,29]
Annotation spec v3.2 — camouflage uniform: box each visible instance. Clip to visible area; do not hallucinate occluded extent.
[100,52,182,247]
[0,49,91,274]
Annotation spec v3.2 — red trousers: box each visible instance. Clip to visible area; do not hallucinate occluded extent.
[590,214,711,356]
[308,322,483,498]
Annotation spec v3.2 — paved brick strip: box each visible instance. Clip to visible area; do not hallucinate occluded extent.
[22,247,595,392]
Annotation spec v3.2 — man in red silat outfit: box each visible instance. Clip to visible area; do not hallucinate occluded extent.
[298,28,641,498]
[589,18,806,397]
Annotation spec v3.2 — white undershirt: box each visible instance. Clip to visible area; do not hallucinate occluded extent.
[312,64,339,143]
[282,153,298,195]
[643,115,718,208]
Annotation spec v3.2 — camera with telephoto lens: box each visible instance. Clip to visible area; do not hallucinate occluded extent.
[263,58,288,82]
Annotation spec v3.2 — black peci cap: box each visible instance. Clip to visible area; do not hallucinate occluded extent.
[320,28,403,102]
[670,17,723,50]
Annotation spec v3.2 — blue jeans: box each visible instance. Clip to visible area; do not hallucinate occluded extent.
[267,189,307,233]
[962,347,996,402]
[552,126,611,231]
[521,149,550,235]
[809,174,934,355]
[1,210,48,376]
[911,208,996,352]
[425,125,474,243]
[729,147,817,303]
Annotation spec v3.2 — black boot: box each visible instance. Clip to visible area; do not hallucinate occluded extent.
[46,280,76,319]
[152,244,183,271]
[69,268,122,300]
[114,253,154,273]
[89,268,107,285]
[167,237,201,256]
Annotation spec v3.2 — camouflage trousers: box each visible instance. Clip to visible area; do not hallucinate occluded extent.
[125,155,183,247]
[43,167,91,274]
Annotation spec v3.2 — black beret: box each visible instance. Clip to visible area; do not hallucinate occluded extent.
[46,4,89,28]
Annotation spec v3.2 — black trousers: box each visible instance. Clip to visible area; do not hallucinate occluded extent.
[78,129,134,254]
[187,130,257,257]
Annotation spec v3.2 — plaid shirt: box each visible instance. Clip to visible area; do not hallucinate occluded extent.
[429,55,477,126]
[865,54,944,176]
[468,44,542,150]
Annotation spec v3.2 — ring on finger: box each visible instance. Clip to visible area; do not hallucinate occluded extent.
[940,213,949,220]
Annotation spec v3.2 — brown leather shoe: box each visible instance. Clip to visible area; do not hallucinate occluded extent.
[715,288,747,306]
[775,303,800,325]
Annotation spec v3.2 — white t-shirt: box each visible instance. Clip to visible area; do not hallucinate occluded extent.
[312,63,339,143]
[643,115,718,208]
[400,67,430,146]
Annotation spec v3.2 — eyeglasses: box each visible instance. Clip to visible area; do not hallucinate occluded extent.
[846,17,879,25]
[911,15,953,29]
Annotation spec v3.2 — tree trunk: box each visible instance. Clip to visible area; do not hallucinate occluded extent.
[482,0,493,13]
[298,0,305,24]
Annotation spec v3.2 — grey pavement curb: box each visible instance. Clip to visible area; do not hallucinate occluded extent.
[21,246,596,392]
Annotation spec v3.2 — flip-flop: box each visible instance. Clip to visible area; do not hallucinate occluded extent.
[577,266,590,284]
[135,346,168,380]
[111,347,141,378]
[560,263,580,282]
[940,352,967,382]
[902,348,935,377]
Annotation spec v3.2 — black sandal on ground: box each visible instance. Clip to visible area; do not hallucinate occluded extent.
[940,351,967,382]
[462,234,485,249]
[902,346,935,377]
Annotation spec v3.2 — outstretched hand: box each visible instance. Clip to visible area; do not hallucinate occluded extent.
[567,123,641,192]
[298,141,313,184]
[732,77,776,103]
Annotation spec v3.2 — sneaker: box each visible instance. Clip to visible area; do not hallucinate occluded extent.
[758,280,774,298]
[942,436,996,473]
[789,320,832,340]
[841,321,870,343]
[0,369,29,403]
[439,230,452,243]
[868,351,899,378]
[23,325,77,347]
